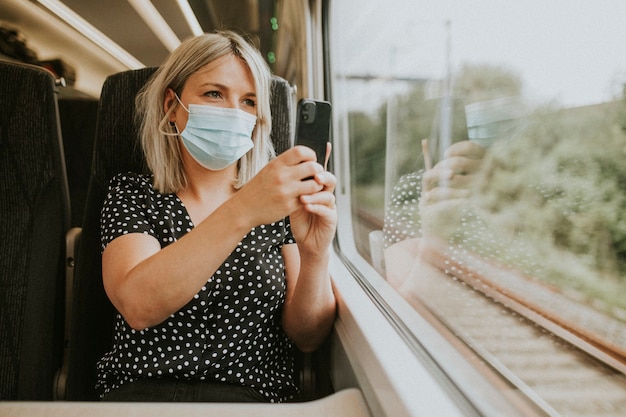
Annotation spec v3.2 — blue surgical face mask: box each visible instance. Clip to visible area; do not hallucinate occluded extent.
[175,95,257,171]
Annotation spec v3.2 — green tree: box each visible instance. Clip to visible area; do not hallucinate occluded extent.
[349,111,385,186]
[453,63,523,102]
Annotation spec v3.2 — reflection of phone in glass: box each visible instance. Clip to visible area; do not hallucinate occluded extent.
[295,98,331,167]
[427,97,469,167]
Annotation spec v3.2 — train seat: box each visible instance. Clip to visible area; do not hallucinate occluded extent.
[0,61,71,400]
[55,66,157,401]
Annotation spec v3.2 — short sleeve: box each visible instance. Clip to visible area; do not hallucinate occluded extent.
[283,216,296,245]
[100,173,157,252]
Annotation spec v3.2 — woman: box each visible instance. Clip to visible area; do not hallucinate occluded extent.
[97,31,337,403]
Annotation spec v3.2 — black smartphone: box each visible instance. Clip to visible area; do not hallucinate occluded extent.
[295,98,331,167]
[427,96,469,167]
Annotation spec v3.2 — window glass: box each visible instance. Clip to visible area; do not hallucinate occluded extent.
[330,0,626,414]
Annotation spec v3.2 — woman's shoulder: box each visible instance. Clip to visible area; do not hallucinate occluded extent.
[107,172,156,195]
[109,171,153,187]
[103,172,165,210]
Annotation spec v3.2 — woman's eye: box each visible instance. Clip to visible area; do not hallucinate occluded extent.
[243,98,257,107]
[204,90,222,99]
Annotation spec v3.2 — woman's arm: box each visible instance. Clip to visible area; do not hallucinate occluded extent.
[102,194,258,330]
[281,162,338,352]
[103,146,325,330]
[281,243,336,352]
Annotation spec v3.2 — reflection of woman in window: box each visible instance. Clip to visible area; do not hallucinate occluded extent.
[383,140,485,289]
[382,64,524,286]
[383,105,626,318]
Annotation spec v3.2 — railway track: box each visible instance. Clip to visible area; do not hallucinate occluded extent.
[356,210,626,416]
[400,240,626,416]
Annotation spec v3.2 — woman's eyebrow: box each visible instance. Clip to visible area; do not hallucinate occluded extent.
[198,82,256,97]
[198,82,226,89]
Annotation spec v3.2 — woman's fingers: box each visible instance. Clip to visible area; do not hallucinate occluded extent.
[423,168,479,192]
[443,140,486,160]
[420,187,471,206]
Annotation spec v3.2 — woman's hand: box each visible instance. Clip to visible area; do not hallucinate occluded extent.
[233,145,331,228]
[421,140,485,204]
[420,140,485,238]
[289,143,337,254]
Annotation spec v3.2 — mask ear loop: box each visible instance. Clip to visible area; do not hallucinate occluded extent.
[174,93,189,112]
[158,113,179,136]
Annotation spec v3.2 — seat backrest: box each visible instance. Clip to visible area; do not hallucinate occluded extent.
[57,97,99,227]
[0,61,70,400]
[62,67,157,400]
[62,67,295,400]
[269,75,295,154]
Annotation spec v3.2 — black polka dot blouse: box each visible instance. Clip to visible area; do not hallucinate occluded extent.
[96,173,298,402]
[383,170,424,248]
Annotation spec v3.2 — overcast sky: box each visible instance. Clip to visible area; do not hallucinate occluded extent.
[333,0,626,107]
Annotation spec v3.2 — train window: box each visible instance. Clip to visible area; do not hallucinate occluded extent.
[330,0,626,415]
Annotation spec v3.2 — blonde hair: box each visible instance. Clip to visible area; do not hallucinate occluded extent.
[135,30,274,193]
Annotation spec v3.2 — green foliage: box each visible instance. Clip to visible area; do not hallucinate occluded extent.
[454,63,523,102]
[352,63,626,315]
[349,63,523,191]
[463,102,626,309]
[349,82,469,191]
[348,111,386,187]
